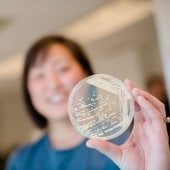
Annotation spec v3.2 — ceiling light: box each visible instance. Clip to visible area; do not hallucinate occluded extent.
[62,0,153,44]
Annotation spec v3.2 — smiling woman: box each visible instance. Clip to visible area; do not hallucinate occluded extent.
[27,43,88,122]
[22,35,94,128]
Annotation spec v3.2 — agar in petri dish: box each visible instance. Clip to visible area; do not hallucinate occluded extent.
[68,74,134,140]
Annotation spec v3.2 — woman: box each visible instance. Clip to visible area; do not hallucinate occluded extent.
[6,35,170,170]
[6,35,120,170]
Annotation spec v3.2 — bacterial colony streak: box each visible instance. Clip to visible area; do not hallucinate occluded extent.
[73,76,126,138]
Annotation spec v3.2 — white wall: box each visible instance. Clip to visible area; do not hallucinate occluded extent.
[89,44,145,87]
[153,0,170,101]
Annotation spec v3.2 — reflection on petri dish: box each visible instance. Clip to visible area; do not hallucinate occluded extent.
[68,74,134,140]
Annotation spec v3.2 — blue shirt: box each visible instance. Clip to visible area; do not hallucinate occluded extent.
[6,135,120,170]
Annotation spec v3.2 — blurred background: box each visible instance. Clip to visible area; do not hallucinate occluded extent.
[0,0,169,168]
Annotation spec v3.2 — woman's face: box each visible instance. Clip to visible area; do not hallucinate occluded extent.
[28,44,87,122]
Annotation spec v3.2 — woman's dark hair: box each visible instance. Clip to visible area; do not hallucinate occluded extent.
[23,35,94,129]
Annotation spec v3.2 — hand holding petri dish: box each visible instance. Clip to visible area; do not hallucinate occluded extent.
[68,74,134,140]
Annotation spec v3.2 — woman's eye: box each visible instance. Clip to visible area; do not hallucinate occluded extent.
[31,71,44,80]
[35,73,44,79]
[56,65,70,73]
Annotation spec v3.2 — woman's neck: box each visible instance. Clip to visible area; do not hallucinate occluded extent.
[48,118,84,150]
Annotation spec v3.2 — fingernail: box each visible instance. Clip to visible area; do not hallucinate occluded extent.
[86,141,91,148]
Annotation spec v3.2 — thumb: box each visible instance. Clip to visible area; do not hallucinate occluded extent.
[86,139,121,167]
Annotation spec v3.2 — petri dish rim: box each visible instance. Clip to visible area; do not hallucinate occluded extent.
[68,74,134,140]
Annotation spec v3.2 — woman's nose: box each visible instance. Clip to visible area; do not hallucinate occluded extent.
[46,72,61,90]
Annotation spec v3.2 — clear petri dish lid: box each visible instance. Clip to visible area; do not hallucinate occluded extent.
[68,74,134,140]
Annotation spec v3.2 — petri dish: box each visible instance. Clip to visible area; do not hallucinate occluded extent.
[68,74,134,140]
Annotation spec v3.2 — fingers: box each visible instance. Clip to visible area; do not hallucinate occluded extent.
[137,95,165,122]
[124,79,166,122]
[124,79,137,91]
[132,88,166,119]
[86,139,121,166]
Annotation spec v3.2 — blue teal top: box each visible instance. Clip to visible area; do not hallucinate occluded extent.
[5,134,122,170]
